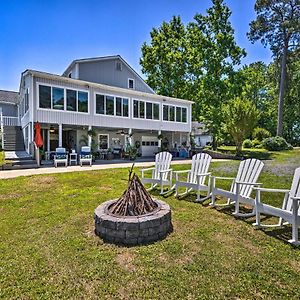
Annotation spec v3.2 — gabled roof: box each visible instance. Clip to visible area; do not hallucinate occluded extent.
[62,55,155,94]
[0,89,19,105]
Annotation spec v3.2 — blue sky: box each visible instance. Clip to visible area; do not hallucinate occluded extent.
[0,0,271,91]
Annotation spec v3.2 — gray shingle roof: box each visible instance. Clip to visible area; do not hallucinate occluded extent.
[0,90,19,105]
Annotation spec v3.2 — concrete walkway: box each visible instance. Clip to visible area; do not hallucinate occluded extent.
[0,159,227,179]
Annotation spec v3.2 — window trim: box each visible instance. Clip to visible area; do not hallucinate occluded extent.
[162,104,188,123]
[128,78,135,89]
[132,98,161,121]
[36,82,89,114]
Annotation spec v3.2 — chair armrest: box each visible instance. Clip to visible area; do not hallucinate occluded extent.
[212,176,235,181]
[235,181,262,186]
[196,172,211,177]
[254,187,290,193]
[159,169,173,174]
[291,196,300,201]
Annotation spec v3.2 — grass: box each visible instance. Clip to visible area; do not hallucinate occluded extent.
[1,150,300,299]
[0,151,5,166]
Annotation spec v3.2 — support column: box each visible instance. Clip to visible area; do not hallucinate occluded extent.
[88,126,92,147]
[58,124,63,147]
[47,129,50,152]
[128,128,133,146]
[158,130,162,149]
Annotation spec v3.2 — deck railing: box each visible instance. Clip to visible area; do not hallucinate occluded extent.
[2,116,20,126]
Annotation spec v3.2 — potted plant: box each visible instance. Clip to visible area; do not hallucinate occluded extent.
[106,148,114,160]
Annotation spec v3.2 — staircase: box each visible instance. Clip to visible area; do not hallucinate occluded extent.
[3,126,25,151]
[2,126,38,170]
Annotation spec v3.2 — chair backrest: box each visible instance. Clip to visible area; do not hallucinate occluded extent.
[232,158,264,198]
[153,151,172,180]
[189,153,212,185]
[286,167,300,213]
[56,147,66,154]
[81,146,91,153]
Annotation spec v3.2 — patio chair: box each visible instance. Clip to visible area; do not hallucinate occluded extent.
[210,158,264,217]
[174,153,212,202]
[141,151,173,195]
[54,147,68,168]
[79,146,92,167]
[254,167,300,245]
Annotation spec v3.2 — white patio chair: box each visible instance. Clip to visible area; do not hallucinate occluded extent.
[79,146,93,167]
[210,158,264,217]
[54,147,68,168]
[254,167,300,246]
[174,153,212,202]
[141,151,173,195]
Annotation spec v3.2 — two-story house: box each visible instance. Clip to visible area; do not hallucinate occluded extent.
[11,55,193,157]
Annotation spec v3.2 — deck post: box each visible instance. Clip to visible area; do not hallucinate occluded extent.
[128,128,133,146]
[47,129,50,152]
[88,126,92,147]
[58,124,63,147]
[158,130,162,149]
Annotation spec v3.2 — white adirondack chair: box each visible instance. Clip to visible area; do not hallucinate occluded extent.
[254,167,300,245]
[210,158,264,217]
[141,151,173,194]
[54,147,68,168]
[79,146,93,167]
[174,153,212,202]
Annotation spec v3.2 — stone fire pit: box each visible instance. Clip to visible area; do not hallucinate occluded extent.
[94,165,172,246]
[94,199,171,246]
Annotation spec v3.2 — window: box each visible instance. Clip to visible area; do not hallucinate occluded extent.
[146,102,152,119]
[123,98,129,117]
[24,89,29,113]
[139,101,145,118]
[52,87,64,110]
[128,78,135,89]
[163,104,187,122]
[106,96,114,115]
[66,89,77,111]
[98,134,109,150]
[78,91,88,113]
[96,94,105,114]
[116,97,122,116]
[39,85,51,109]
[153,103,159,120]
[133,100,138,118]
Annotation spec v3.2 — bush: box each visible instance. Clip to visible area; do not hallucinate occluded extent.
[253,127,271,141]
[252,139,261,148]
[243,139,253,148]
[262,136,293,151]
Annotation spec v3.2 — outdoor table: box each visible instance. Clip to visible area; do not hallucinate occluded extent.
[69,152,78,165]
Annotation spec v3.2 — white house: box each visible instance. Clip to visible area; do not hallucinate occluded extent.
[6,55,193,157]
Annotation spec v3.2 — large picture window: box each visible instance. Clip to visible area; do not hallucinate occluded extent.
[39,85,51,109]
[95,94,129,117]
[163,104,187,123]
[39,84,88,113]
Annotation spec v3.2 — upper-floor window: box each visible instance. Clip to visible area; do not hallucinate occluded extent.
[128,78,135,89]
[38,84,88,113]
[133,99,159,120]
[163,104,187,123]
[95,94,129,117]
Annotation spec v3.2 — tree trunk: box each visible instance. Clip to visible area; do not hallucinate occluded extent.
[212,135,217,150]
[277,44,288,136]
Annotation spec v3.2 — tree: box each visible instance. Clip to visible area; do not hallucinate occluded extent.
[140,16,188,99]
[186,0,246,149]
[224,98,260,155]
[248,0,300,136]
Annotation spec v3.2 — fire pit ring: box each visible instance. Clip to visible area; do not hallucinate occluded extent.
[94,199,172,246]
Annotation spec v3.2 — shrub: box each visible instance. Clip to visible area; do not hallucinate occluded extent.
[252,139,261,148]
[253,127,271,141]
[262,136,293,151]
[243,139,253,148]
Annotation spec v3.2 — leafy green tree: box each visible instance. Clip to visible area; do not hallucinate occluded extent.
[224,98,260,155]
[186,0,246,149]
[248,0,300,136]
[140,16,188,99]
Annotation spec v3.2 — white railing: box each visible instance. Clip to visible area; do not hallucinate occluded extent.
[0,108,3,149]
[3,116,20,126]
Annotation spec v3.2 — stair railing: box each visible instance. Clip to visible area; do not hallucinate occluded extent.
[0,108,4,150]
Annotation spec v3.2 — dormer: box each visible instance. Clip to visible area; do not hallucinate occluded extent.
[62,55,155,94]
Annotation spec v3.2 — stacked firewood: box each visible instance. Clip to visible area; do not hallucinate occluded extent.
[109,165,157,216]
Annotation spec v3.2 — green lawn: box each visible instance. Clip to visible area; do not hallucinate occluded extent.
[1,150,300,299]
